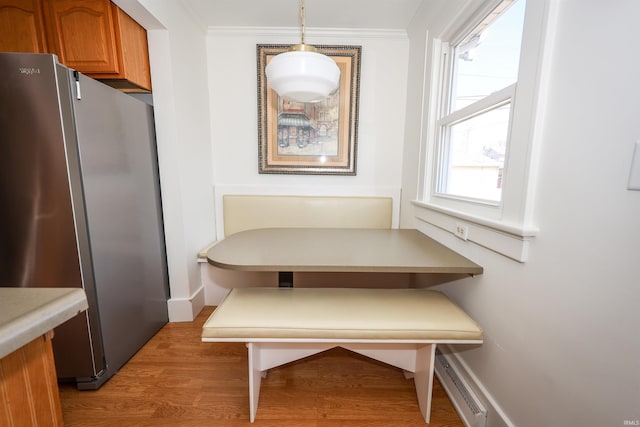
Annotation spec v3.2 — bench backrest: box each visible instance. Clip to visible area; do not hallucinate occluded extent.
[222,195,392,237]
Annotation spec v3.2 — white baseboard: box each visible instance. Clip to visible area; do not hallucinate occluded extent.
[167,285,205,322]
[436,344,515,427]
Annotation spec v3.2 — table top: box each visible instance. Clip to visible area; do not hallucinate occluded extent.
[207,228,483,275]
[0,287,88,359]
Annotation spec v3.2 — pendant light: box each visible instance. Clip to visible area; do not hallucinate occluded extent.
[265,0,340,103]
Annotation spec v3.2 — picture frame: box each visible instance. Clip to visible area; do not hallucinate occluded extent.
[257,44,362,175]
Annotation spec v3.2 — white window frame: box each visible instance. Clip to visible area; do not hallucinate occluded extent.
[413,0,556,262]
[435,83,515,205]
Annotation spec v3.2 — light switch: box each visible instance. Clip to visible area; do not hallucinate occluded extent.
[629,141,640,191]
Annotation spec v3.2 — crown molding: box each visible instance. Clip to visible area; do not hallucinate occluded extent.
[207,26,408,40]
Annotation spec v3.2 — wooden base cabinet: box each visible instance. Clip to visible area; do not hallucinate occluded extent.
[0,0,151,92]
[0,332,63,427]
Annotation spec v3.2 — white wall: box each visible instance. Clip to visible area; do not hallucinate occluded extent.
[113,0,640,423]
[115,2,412,321]
[403,1,640,426]
[206,28,409,202]
[400,0,467,225]
[117,0,215,321]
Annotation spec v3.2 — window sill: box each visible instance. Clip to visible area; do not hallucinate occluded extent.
[411,200,537,262]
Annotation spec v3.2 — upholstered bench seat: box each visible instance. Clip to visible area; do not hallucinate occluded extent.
[202,287,483,423]
[202,287,482,341]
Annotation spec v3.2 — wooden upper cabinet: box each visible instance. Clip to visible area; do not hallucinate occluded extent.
[108,5,151,92]
[43,0,119,73]
[42,0,151,92]
[0,0,49,53]
[0,0,151,92]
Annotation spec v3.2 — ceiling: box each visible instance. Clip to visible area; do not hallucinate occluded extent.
[180,0,424,30]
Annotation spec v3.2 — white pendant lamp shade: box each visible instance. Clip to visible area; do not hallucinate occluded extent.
[266,48,340,103]
[264,0,341,103]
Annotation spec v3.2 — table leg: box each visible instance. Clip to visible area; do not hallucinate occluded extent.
[278,272,293,287]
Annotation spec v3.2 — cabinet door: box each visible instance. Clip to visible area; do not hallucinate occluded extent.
[43,0,121,74]
[113,6,151,91]
[89,4,151,91]
[0,0,48,53]
[0,333,64,426]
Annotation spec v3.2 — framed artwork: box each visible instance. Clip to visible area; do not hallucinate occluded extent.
[257,44,361,175]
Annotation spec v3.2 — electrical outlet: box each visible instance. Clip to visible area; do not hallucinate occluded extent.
[454,223,469,240]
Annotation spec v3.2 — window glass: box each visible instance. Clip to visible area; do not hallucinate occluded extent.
[451,0,526,111]
[439,102,511,202]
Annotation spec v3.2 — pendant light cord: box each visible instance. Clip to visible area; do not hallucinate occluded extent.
[299,0,306,45]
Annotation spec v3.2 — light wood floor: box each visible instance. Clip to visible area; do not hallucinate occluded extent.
[60,306,464,426]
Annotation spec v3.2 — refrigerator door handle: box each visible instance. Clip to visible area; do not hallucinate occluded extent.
[73,70,81,100]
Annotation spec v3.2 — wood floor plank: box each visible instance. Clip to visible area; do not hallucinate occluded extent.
[60,306,464,426]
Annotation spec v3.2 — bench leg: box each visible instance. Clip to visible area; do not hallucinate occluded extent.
[414,344,436,424]
[247,343,262,423]
[346,343,436,424]
[247,342,333,422]
[246,342,436,424]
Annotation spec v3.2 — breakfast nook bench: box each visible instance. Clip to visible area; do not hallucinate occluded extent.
[202,287,483,423]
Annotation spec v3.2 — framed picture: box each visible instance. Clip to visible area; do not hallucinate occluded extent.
[257,44,362,175]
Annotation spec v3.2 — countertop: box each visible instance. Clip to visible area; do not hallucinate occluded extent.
[0,287,88,359]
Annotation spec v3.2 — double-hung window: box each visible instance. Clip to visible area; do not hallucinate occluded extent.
[417,0,553,261]
[438,0,524,205]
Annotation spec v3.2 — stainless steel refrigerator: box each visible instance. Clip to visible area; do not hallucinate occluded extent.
[0,52,169,389]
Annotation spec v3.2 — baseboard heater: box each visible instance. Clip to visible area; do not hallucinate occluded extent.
[435,348,487,427]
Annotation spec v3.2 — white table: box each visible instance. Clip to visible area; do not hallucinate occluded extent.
[207,228,483,286]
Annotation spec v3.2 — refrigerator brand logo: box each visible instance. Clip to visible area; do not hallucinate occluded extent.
[18,67,40,75]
